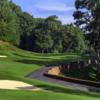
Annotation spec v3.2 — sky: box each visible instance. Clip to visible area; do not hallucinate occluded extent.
[12,0,75,24]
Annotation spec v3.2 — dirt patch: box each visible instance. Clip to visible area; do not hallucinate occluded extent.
[48,66,61,75]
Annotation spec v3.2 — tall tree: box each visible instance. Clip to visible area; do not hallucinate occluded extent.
[18,12,34,50]
[34,29,53,53]
[45,15,63,53]
[0,0,20,45]
[61,24,86,52]
[73,0,100,55]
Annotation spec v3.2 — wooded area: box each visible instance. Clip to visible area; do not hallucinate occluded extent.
[0,0,100,54]
[0,0,86,53]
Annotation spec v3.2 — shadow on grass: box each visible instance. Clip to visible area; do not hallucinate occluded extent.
[13,53,34,58]
[16,56,80,66]
[16,59,52,66]
[17,86,39,90]
[36,84,100,98]
[13,53,52,59]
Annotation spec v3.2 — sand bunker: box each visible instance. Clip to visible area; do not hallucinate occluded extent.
[0,55,7,58]
[0,80,41,91]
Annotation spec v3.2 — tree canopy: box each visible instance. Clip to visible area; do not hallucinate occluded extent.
[0,0,20,45]
[0,0,87,53]
[73,0,100,54]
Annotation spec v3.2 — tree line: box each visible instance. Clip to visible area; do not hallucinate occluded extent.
[0,0,92,53]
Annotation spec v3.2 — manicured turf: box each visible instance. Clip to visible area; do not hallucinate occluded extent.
[0,89,100,100]
[0,43,100,100]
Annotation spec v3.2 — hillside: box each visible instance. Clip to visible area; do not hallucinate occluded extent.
[0,41,100,100]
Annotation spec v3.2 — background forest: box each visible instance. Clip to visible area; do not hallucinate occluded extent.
[0,0,100,55]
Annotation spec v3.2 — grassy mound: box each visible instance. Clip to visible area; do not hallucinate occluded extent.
[0,41,100,100]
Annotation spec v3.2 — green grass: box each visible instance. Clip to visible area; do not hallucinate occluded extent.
[0,89,100,100]
[0,42,100,100]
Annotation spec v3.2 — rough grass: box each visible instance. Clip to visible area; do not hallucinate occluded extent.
[0,42,100,100]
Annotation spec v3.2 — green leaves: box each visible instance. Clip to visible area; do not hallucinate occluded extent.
[0,0,19,45]
[74,0,100,53]
[0,0,87,53]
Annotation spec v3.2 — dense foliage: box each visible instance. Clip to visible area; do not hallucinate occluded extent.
[0,0,20,45]
[0,0,87,53]
[73,0,100,54]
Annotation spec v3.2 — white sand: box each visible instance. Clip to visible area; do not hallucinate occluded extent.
[0,80,41,91]
[0,55,7,58]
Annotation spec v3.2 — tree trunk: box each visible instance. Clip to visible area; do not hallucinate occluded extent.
[42,49,44,53]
